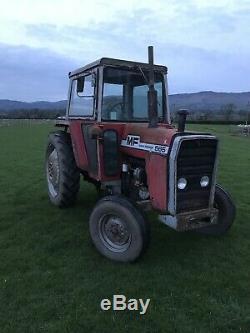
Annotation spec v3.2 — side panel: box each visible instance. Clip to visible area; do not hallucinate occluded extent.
[146,154,167,211]
[69,121,125,181]
[103,130,120,176]
[69,121,89,170]
[82,124,98,175]
[98,123,125,181]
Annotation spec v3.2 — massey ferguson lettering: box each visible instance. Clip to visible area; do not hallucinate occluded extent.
[121,135,169,156]
[126,135,140,146]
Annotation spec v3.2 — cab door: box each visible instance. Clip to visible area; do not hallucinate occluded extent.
[68,70,99,177]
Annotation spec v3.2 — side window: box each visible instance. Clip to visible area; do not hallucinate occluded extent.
[69,74,95,117]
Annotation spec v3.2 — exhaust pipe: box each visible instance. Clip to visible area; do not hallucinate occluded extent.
[177,109,189,132]
[147,46,158,128]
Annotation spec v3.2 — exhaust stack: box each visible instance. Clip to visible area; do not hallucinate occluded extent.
[147,46,158,128]
[177,109,189,132]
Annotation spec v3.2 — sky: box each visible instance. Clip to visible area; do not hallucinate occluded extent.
[0,0,250,101]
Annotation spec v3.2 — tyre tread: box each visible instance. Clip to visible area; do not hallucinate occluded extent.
[46,131,80,207]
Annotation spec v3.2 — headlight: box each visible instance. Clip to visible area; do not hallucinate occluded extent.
[177,177,187,190]
[200,176,209,187]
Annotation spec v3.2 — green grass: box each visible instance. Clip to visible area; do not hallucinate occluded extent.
[0,121,249,332]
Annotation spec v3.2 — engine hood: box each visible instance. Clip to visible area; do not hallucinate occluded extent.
[122,123,176,146]
[120,123,177,157]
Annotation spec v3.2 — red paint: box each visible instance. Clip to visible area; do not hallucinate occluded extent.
[146,154,167,211]
[122,123,175,147]
[65,120,177,212]
[69,121,88,169]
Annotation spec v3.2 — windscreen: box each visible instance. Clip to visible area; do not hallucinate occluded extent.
[102,66,165,122]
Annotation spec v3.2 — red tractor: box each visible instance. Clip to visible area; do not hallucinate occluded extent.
[45,46,236,262]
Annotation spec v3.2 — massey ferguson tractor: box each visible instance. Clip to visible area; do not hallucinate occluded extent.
[45,46,236,262]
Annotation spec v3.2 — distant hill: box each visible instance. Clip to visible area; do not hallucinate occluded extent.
[169,91,250,111]
[0,91,250,112]
[0,99,67,111]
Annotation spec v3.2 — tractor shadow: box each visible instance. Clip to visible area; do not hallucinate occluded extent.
[144,212,235,270]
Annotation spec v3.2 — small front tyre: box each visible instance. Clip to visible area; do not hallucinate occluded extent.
[89,196,150,262]
[195,185,236,236]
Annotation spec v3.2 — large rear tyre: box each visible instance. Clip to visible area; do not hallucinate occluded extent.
[195,185,236,236]
[89,196,150,262]
[45,131,80,207]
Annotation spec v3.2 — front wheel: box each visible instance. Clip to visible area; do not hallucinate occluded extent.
[89,196,150,262]
[195,184,236,236]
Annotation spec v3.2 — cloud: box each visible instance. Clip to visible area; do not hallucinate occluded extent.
[0,1,250,100]
[24,9,158,61]
[178,5,236,33]
[23,2,250,58]
[0,44,78,101]
[24,20,250,94]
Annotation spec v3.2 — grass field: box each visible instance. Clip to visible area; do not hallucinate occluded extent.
[0,121,249,332]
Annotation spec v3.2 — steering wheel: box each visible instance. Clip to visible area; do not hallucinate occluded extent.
[108,102,124,120]
[109,102,124,112]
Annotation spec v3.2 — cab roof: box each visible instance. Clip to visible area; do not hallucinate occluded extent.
[69,57,168,78]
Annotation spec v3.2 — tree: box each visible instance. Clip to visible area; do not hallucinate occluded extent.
[223,103,236,121]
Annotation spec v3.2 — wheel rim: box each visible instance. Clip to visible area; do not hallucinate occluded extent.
[46,148,60,198]
[98,214,132,252]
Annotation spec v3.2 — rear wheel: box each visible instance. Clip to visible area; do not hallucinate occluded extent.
[89,196,150,262]
[45,131,80,207]
[195,185,236,235]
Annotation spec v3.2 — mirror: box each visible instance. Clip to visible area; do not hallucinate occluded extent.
[77,77,84,93]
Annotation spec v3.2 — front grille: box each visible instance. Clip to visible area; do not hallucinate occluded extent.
[176,138,217,213]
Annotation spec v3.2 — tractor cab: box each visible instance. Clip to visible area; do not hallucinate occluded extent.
[64,56,170,125]
[55,48,175,186]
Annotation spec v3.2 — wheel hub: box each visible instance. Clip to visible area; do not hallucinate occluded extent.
[47,148,59,197]
[99,215,131,252]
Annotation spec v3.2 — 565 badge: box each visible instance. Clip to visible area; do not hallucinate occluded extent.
[121,135,169,156]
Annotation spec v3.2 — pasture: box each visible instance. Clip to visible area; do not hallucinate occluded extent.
[0,120,249,332]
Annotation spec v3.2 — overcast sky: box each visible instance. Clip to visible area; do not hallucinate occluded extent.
[0,0,249,101]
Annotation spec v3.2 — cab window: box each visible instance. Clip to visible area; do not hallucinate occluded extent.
[69,74,95,117]
[102,67,164,121]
